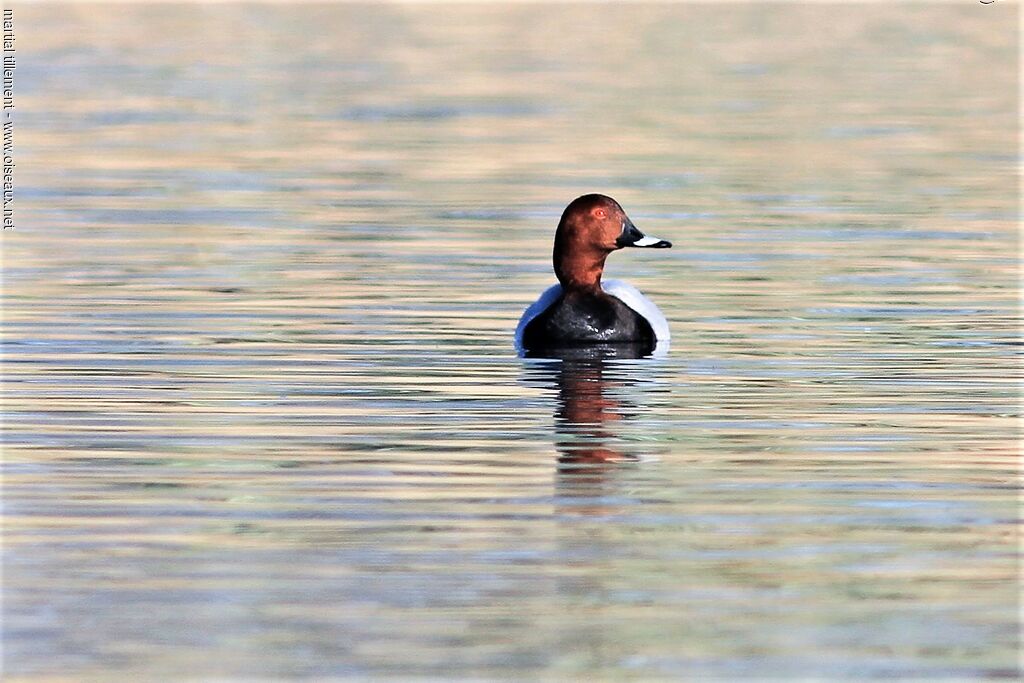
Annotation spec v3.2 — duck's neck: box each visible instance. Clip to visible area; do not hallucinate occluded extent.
[554,244,608,295]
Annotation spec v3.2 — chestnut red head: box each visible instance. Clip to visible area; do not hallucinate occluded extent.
[552,194,671,290]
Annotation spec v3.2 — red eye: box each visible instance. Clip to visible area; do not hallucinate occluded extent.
[594,209,606,219]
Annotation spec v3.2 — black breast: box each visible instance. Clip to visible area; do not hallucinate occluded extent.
[522,290,655,351]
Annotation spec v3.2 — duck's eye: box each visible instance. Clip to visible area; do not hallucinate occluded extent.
[594,209,607,219]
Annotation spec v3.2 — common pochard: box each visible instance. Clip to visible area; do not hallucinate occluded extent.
[515,194,671,355]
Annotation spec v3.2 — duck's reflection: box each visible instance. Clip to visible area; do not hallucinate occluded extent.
[523,343,663,522]
[524,342,658,473]
[523,345,666,625]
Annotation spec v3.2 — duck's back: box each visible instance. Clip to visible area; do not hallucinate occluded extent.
[519,288,655,349]
[515,280,670,354]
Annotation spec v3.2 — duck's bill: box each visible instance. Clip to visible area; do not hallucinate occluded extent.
[617,218,672,249]
[628,235,672,248]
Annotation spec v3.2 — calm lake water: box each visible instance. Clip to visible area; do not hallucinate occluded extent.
[2,3,1020,679]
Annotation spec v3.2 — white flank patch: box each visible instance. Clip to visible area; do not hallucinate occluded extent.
[514,283,563,350]
[602,279,671,344]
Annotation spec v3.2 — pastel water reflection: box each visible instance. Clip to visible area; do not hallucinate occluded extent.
[2,2,1019,679]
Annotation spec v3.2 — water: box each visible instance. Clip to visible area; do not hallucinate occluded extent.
[2,3,1020,679]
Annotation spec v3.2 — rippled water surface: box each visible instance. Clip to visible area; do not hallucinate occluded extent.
[2,3,1020,679]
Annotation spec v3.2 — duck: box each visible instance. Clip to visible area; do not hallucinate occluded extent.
[515,194,672,355]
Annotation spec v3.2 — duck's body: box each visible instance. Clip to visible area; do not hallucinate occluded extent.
[516,194,671,355]
[524,287,653,346]
[516,279,668,349]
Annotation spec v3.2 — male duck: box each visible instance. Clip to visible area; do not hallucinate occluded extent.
[515,194,671,355]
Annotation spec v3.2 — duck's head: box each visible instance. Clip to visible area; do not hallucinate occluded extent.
[553,194,671,289]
